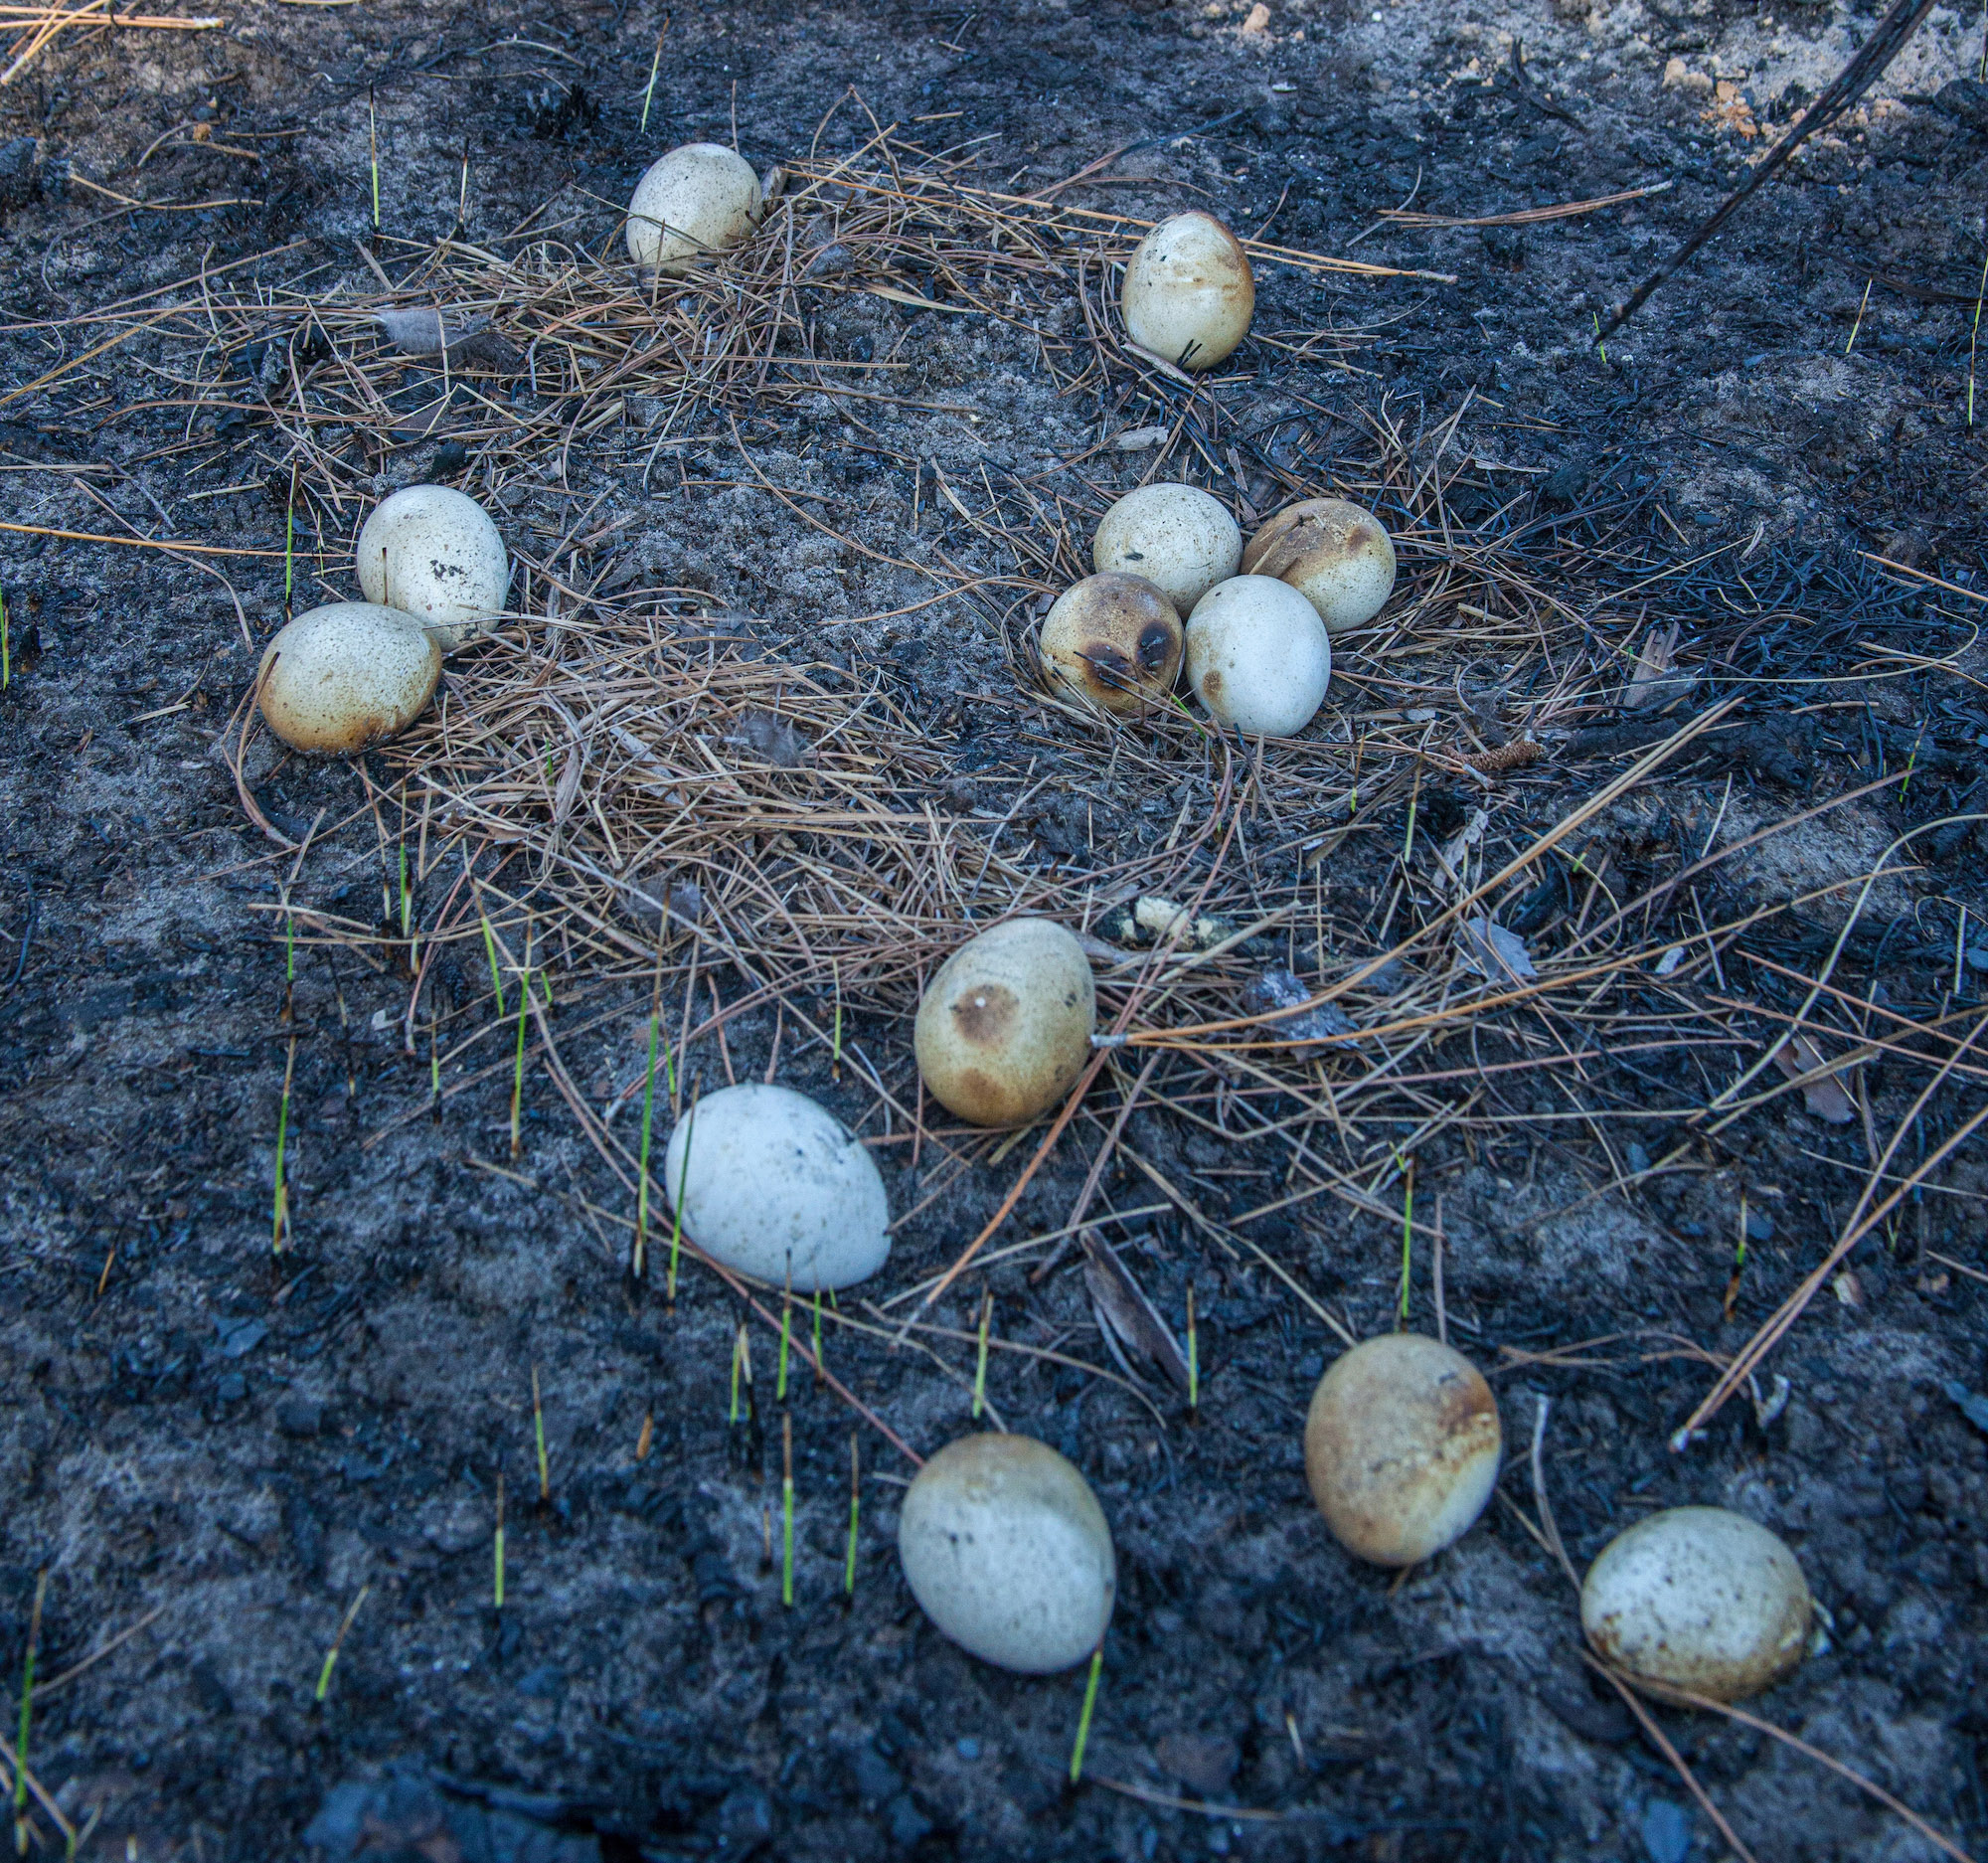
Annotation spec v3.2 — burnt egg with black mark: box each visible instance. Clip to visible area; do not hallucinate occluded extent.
[1039,573,1183,716]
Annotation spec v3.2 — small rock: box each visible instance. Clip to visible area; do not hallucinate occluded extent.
[1241,966,1355,1054]
[886,1795,933,1848]
[1639,1797,1691,1863]
[276,1395,325,1438]
[718,1784,772,1854]
[1154,1731,1240,1798]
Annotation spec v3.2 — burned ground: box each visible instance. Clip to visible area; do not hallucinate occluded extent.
[3,0,1988,1859]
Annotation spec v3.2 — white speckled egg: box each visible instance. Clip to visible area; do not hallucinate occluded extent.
[626,142,765,276]
[1581,1507,1812,1701]
[1092,483,1242,613]
[661,1083,890,1292]
[256,602,441,756]
[898,1434,1115,1673]
[355,485,509,648]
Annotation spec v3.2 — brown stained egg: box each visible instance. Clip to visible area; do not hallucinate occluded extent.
[1304,1334,1502,1567]
[1241,498,1398,633]
[1120,212,1254,373]
[626,142,765,275]
[898,1434,1115,1674]
[1581,1508,1813,1702]
[1039,574,1183,715]
[914,919,1095,1127]
[256,602,441,757]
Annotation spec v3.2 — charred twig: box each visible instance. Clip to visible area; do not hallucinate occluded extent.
[1599,0,1939,335]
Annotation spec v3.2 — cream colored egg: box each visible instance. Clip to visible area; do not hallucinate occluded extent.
[1304,1334,1502,1567]
[626,142,765,275]
[1121,212,1254,373]
[1092,483,1242,613]
[1040,574,1182,716]
[914,919,1094,1127]
[256,602,441,757]
[1242,498,1397,633]
[355,486,510,648]
[898,1434,1115,1673]
[661,1083,890,1292]
[1581,1507,1813,1702]
[1184,576,1331,738]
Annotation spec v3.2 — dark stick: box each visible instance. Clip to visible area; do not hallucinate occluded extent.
[1597,0,1938,338]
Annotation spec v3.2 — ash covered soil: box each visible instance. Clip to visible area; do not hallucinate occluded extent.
[4,0,1988,1859]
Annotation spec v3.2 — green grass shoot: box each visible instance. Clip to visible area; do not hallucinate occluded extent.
[1186,1281,1199,1415]
[510,962,531,1159]
[271,1035,297,1255]
[480,910,506,1015]
[1845,277,1872,354]
[972,1288,992,1419]
[638,17,670,133]
[429,1010,441,1110]
[777,1276,792,1403]
[1591,309,1606,367]
[729,1323,746,1425]
[1396,1154,1414,1326]
[1970,246,1988,427]
[13,1570,44,1846]
[1069,1645,1104,1783]
[667,1090,696,1302]
[1,589,10,691]
[781,1414,795,1609]
[493,1474,506,1608]
[634,1010,662,1280]
[532,1363,550,1503]
[368,87,380,231]
[831,963,844,1083]
[844,1429,860,1596]
[315,1585,370,1704]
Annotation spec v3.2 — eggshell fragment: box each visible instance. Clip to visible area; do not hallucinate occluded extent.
[355,485,510,647]
[1092,483,1242,613]
[1242,498,1397,633]
[1304,1334,1502,1567]
[626,142,765,275]
[914,919,1095,1127]
[898,1434,1115,1673]
[256,602,442,757]
[1184,576,1331,738]
[1040,574,1182,715]
[661,1083,890,1292]
[1581,1507,1813,1702]
[1121,212,1255,373]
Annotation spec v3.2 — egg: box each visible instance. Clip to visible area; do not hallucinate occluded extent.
[1092,483,1242,613]
[626,142,765,275]
[1581,1507,1813,1702]
[1184,576,1331,738]
[661,1083,890,1292]
[1304,1334,1502,1567]
[898,1434,1115,1673]
[914,919,1095,1127]
[1121,212,1254,373]
[1242,498,1398,633]
[256,602,442,757]
[1039,574,1183,715]
[355,486,510,648]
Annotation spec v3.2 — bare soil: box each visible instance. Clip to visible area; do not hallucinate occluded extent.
[3,0,1988,1860]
